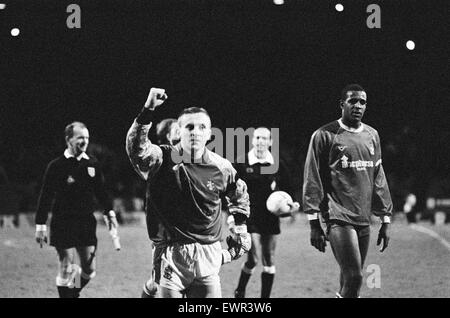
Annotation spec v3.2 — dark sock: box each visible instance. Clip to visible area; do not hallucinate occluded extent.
[80,276,90,290]
[261,272,275,298]
[237,271,252,292]
[71,276,91,298]
[57,286,71,298]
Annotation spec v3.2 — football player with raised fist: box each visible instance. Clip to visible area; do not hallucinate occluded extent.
[126,87,251,298]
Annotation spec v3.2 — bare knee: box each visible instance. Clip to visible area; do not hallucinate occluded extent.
[245,250,258,269]
[160,286,184,298]
[81,263,96,275]
[262,249,275,267]
[58,255,74,278]
[79,253,96,275]
[244,260,257,272]
[262,254,275,267]
[59,262,73,278]
[242,256,257,276]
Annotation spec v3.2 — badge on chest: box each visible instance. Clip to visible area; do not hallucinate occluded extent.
[206,179,218,192]
[87,167,96,177]
[368,140,375,156]
[67,175,75,185]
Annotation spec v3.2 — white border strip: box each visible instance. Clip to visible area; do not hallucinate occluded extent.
[409,224,450,252]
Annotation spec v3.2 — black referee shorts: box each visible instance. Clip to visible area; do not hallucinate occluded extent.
[50,214,98,249]
[247,210,281,235]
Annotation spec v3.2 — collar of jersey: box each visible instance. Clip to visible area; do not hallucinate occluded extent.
[64,149,90,161]
[248,149,274,165]
[338,119,364,133]
[174,144,210,164]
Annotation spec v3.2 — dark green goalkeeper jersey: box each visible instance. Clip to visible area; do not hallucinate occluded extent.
[126,116,250,246]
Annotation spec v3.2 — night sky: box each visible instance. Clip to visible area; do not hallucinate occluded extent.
[1,0,449,186]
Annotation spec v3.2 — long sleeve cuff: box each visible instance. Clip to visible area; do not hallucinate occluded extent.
[136,107,155,125]
[381,216,391,224]
[103,210,116,217]
[36,224,47,231]
[307,212,319,220]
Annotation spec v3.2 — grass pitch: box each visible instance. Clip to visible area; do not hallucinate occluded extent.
[0,214,449,298]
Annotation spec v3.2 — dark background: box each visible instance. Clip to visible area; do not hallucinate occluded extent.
[0,0,449,213]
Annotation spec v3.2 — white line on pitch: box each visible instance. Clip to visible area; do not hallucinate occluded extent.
[3,239,20,248]
[409,224,450,252]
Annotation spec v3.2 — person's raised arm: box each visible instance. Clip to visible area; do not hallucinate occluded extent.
[125,88,167,181]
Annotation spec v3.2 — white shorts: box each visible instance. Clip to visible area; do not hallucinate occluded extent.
[158,241,222,296]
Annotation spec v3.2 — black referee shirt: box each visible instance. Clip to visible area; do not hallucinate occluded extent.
[35,150,112,225]
[235,150,295,217]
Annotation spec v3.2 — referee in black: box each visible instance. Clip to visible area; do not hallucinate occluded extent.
[35,122,118,298]
[233,127,298,298]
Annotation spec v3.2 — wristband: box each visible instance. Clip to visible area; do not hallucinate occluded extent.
[307,212,319,221]
[136,107,155,125]
[233,224,247,234]
[381,216,391,224]
[36,224,47,231]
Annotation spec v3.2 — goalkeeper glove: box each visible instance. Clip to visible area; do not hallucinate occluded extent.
[222,224,251,264]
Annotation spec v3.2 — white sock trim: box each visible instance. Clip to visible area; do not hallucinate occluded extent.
[56,275,71,287]
[81,270,96,280]
[242,263,256,275]
[262,266,276,274]
[56,264,79,286]
[307,213,319,221]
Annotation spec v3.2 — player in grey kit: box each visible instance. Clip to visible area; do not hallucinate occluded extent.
[126,88,251,298]
[303,84,393,298]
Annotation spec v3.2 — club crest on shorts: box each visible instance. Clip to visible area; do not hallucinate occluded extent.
[163,265,173,281]
[246,167,254,174]
[87,167,96,177]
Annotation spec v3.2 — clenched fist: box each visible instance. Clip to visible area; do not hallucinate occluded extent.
[144,87,168,110]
